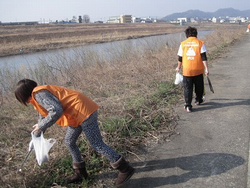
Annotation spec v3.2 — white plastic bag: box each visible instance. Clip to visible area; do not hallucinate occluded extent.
[174,72,183,85]
[31,132,56,166]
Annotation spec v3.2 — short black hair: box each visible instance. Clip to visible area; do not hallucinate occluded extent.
[185,26,198,38]
[15,79,37,106]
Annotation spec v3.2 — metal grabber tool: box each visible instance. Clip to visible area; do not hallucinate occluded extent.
[18,141,34,172]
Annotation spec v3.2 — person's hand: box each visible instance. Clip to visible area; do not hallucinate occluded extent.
[176,67,180,72]
[32,124,41,134]
[205,68,209,76]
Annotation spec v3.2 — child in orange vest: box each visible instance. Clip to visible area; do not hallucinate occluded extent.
[176,27,209,112]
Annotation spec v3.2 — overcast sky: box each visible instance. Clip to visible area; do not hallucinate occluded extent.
[0,0,249,23]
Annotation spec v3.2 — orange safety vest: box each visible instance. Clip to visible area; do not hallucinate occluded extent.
[181,37,205,76]
[248,24,250,29]
[30,85,98,127]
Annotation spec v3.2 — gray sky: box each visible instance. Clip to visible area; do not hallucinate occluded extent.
[0,0,249,23]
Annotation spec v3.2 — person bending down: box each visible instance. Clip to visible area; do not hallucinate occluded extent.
[15,79,135,187]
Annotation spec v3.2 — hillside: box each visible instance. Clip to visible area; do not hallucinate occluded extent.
[162,8,250,21]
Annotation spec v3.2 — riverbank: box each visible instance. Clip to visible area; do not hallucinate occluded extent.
[0,23,183,57]
[0,22,234,57]
[0,24,247,188]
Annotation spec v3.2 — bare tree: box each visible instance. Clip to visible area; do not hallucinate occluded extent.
[82,15,90,23]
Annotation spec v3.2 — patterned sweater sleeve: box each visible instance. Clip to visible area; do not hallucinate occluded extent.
[34,90,63,132]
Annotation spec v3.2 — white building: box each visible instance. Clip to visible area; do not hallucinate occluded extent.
[212,17,219,23]
[177,18,188,23]
[132,17,141,23]
[107,16,120,23]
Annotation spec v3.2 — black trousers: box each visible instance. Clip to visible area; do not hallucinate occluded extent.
[183,74,204,108]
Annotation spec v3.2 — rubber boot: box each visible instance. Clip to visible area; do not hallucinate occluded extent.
[110,156,135,187]
[66,161,88,184]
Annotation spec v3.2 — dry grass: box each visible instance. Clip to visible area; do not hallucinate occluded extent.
[0,23,247,188]
[0,23,184,57]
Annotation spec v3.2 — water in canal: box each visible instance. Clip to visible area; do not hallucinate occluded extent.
[0,31,211,70]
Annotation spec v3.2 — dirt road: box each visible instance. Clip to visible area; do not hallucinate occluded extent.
[124,33,250,187]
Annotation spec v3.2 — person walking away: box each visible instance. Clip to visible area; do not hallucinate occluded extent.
[14,79,135,187]
[175,26,209,112]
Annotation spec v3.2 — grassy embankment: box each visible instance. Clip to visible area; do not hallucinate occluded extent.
[0,23,246,188]
[0,23,184,57]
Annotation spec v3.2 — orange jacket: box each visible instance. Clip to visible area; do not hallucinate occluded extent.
[181,37,205,76]
[30,85,98,127]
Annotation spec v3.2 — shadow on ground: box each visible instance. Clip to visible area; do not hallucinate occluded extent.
[192,98,250,112]
[123,153,244,187]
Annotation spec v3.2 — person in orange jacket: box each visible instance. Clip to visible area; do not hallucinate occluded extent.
[15,79,134,187]
[176,26,209,112]
[247,24,250,32]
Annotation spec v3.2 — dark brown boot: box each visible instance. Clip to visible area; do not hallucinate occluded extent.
[111,156,135,187]
[66,161,88,184]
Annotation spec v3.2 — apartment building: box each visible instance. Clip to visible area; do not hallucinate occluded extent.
[120,15,132,23]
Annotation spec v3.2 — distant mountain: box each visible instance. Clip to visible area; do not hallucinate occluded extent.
[213,8,250,17]
[162,8,250,21]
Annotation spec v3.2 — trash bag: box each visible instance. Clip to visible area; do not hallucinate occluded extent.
[31,132,56,166]
[174,72,183,85]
